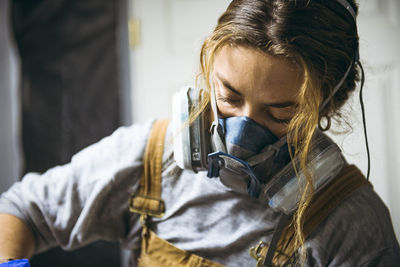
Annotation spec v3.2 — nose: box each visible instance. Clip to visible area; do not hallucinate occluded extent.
[240,104,264,127]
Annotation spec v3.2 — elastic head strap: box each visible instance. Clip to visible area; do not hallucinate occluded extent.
[336,0,356,21]
[319,0,358,113]
[319,55,355,112]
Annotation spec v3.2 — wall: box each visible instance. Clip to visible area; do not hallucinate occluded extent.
[129,0,231,123]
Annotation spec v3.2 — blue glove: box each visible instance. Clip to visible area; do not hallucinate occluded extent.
[0,259,30,267]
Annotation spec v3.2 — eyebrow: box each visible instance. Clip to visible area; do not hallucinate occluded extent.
[215,72,243,96]
[215,72,297,108]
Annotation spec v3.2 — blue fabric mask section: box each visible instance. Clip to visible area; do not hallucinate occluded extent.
[219,116,278,154]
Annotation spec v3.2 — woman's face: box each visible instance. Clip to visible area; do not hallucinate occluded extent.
[213,45,303,137]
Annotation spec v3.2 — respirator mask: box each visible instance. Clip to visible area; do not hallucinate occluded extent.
[172,86,346,214]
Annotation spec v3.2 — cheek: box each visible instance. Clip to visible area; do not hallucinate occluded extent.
[269,124,288,139]
[216,101,235,118]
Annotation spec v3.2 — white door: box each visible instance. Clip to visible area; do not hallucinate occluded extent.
[128,0,231,123]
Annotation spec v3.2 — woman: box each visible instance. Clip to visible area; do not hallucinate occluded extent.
[0,0,399,266]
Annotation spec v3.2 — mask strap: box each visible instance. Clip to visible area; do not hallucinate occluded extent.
[210,85,220,129]
[320,0,358,112]
[335,0,370,179]
[207,151,261,198]
[357,59,370,180]
[336,0,356,21]
[262,213,291,267]
[319,53,357,112]
[246,135,288,166]
[209,86,227,153]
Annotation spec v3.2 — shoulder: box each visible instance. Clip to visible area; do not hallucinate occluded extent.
[63,119,158,195]
[71,119,156,168]
[305,182,400,266]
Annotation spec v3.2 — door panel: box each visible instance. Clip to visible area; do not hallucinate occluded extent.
[129,0,230,123]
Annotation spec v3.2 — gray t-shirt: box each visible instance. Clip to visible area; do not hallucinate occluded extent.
[0,120,399,266]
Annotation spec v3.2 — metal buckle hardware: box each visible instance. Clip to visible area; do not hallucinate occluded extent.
[250,241,268,267]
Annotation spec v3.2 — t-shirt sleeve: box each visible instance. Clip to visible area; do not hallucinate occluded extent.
[0,120,154,254]
[304,185,400,266]
[361,247,400,266]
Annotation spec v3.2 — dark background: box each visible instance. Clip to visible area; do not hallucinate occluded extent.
[11,0,129,266]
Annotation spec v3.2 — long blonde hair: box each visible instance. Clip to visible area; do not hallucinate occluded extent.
[195,0,360,263]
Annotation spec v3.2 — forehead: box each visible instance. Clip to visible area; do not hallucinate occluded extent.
[213,45,303,102]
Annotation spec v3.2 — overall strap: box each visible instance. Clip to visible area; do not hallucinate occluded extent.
[131,120,228,267]
[129,119,170,218]
[279,164,371,266]
[253,164,371,266]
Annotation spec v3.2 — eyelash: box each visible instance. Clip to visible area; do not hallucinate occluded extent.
[269,115,291,124]
[264,108,291,124]
[217,97,242,105]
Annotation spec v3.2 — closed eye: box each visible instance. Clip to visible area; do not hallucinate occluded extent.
[217,96,242,104]
[265,108,293,124]
[268,116,291,124]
